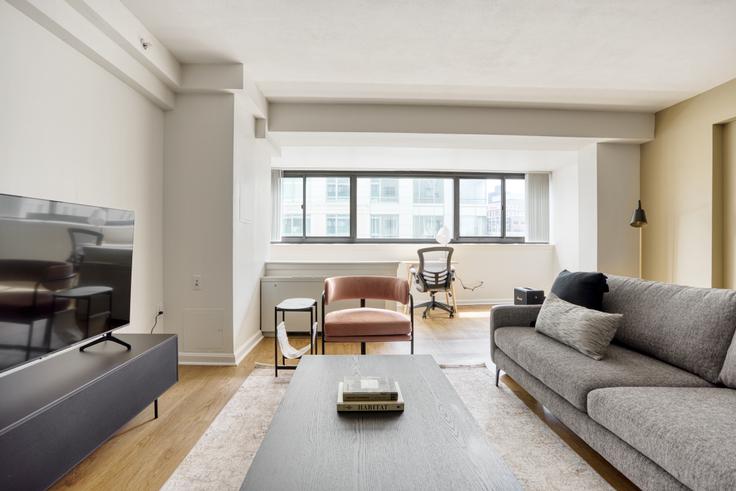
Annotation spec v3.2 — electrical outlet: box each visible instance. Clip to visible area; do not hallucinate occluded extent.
[192,274,202,290]
[158,304,165,315]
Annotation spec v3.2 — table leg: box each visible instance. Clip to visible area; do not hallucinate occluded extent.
[281,311,286,366]
[274,308,278,377]
[309,307,314,355]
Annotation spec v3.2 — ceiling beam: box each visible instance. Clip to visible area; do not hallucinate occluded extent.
[8,0,175,109]
[66,0,182,88]
[268,103,654,142]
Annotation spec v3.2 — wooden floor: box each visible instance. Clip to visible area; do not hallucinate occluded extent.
[53,306,637,490]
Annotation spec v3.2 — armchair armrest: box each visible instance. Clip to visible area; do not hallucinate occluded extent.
[489,304,542,363]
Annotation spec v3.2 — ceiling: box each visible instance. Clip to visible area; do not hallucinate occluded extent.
[123,0,736,112]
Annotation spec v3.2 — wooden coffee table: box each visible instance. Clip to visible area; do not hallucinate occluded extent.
[241,355,521,490]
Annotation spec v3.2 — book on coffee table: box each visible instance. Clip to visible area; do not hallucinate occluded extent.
[342,376,398,401]
[337,381,404,412]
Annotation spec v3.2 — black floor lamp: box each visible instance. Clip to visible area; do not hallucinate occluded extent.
[630,200,648,278]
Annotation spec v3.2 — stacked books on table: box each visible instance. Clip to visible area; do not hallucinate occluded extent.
[337,376,404,412]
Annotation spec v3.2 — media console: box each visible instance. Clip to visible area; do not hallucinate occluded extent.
[0,334,178,489]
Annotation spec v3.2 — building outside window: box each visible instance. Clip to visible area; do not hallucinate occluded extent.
[281,214,304,236]
[505,178,526,237]
[326,214,350,236]
[459,178,502,237]
[326,177,350,201]
[356,177,452,239]
[370,178,399,202]
[413,179,445,204]
[304,177,350,236]
[369,214,399,238]
[413,215,444,238]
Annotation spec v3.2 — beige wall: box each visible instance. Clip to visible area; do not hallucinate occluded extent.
[641,77,736,287]
[596,143,640,277]
[0,2,165,334]
[723,121,736,288]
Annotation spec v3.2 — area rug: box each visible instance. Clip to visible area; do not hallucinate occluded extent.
[163,366,611,490]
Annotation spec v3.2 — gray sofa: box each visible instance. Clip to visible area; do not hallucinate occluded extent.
[490,275,736,491]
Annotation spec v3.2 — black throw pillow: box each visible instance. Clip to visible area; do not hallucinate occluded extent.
[550,270,609,311]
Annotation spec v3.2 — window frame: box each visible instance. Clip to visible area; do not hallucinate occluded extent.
[278,171,530,244]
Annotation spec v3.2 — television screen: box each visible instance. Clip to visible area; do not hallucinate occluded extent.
[0,194,134,373]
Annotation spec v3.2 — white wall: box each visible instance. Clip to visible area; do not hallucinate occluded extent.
[164,94,234,359]
[550,162,579,272]
[0,1,164,333]
[275,146,578,173]
[269,243,558,303]
[164,93,272,364]
[233,96,272,359]
[577,144,599,271]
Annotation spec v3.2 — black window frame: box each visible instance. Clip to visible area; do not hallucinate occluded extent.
[278,171,531,244]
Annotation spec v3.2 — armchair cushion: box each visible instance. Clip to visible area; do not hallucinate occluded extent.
[324,308,411,337]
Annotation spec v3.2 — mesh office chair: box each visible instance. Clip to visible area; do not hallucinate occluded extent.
[411,247,455,319]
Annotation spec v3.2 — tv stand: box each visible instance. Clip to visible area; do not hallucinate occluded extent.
[0,334,177,489]
[79,332,132,352]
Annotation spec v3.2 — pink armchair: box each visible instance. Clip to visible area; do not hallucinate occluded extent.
[321,276,414,355]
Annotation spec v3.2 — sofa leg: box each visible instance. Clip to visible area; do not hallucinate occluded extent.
[361,342,366,355]
[495,368,501,387]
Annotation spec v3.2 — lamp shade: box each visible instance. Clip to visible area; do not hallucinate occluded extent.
[630,200,648,228]
[435,225,451,245]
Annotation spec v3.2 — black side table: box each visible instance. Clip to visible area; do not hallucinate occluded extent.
[53,286,113,337]
[274,297,317,377]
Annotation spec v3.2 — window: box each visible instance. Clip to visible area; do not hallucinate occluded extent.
[281,214,303,237]
[326,177,350,201]
[356,177,452,239]
[370,178,399,202]
[413,179,444,204]
[326,214,350,236]
[305,177,350,237]
[505,178,526,237]
[280,177,303,237]
[412,215,444,238]
[275,172,544,243]
[459,179,502,237]
[369,214,399,238]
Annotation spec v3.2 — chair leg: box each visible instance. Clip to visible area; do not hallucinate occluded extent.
[495,368,501,387]
[361,342,366,355]
[410,336,414,354]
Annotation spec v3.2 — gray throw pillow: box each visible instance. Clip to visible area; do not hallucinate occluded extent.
[535,293,622,360]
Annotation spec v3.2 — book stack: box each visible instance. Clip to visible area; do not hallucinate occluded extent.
[337,376,404,412]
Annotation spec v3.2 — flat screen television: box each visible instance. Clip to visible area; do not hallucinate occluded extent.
[0,193,134,374]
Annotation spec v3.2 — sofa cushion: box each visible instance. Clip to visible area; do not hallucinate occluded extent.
[550,270,609,310]
[324,308,411,337]
[494,327,711,411]
[603,275,736,383]
[536,293,622,360]
[588,387,736,491]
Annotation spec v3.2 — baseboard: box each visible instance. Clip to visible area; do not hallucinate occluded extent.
[178,351,237,365]
[456,298,512,306]
[234,331,263,365]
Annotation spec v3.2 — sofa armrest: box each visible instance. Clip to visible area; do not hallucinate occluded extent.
[490,304,542,363]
